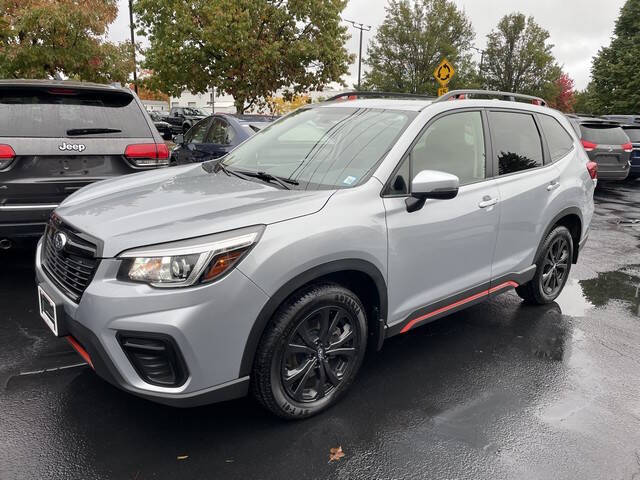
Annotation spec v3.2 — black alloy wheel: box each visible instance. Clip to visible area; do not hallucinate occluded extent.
[539,236,570,296]
[281,305,359,403]
[516,225,573,305]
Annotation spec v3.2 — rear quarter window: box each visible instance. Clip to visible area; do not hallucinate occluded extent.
[580,124,629,145]
[0,87,152,138]
[539,114,574,162]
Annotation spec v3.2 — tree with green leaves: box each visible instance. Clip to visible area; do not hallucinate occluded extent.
[589,0,640,113]
[483,13,561,99]
[573,87,598,115]
[134,0,353,113]
[362,0,477,94]
[0,0,133,83]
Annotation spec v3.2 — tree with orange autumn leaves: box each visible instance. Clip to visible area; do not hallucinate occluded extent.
[0,0,132,82]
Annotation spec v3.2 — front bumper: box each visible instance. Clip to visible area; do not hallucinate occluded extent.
[35,239,270,407]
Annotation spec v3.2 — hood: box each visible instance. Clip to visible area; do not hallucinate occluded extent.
[57,165,334,257]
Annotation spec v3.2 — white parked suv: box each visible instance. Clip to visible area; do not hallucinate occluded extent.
[35,90,595,419]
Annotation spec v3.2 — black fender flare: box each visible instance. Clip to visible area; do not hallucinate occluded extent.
[238,259,388,377]
[533,206,583,264]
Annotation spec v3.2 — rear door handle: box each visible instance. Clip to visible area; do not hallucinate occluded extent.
[478,197,498,209]
[547,181,560,191]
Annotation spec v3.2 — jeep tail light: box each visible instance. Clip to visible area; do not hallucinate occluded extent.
[124,143,170,167]
[622,142,633,153]
[586,161,598,180]
[581,139,597,152]
[0,144,15,169]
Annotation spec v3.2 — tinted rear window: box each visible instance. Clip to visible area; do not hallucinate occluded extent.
[0,87,151,138]
[623,128,640,142]
[489,111,544,175]
[580,124,629,145]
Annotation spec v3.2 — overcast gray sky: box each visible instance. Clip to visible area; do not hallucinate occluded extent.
[108,0,626,90]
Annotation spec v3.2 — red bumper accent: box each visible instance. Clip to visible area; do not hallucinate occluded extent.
[66,336,94,369]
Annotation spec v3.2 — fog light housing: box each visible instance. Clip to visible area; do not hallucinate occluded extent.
[117,332,188,387]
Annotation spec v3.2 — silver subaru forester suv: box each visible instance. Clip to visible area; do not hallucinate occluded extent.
[35,90,595,419]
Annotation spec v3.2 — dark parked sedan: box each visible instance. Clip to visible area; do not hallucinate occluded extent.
[148,111,175,140]
[170,113,275,165]
[621,124,640,177]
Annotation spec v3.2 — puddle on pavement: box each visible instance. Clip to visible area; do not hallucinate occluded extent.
[555,266,640,317]
[578,266,640,317]
[555,279,594,317]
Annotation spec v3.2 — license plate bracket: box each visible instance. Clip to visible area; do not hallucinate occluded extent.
[38,285,66,336]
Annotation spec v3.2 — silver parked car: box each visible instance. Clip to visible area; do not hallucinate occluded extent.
[35,90,595,419]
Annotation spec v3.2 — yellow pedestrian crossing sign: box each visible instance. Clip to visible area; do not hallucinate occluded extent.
[438,86,449,97]
[434,58,455,86]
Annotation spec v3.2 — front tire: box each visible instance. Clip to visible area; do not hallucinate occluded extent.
[516,226,573,304]
[251,283,367,419]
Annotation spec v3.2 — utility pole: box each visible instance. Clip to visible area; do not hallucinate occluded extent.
[128,0,138,93]
[344,20,371,90]
[471,46,486,88]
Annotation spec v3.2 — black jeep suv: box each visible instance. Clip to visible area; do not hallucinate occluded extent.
[0,80,168,246]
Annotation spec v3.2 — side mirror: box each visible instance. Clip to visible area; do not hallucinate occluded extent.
[173,134,184,145]
[406,170,459,212]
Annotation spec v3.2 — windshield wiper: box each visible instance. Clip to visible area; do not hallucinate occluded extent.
[207,162,298,190]
[213,161,255,182]
[239,171,299,190]
[66,128,122,136]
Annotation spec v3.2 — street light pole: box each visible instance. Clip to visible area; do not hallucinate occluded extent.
[128,0,138,93]
[344,20,371,90]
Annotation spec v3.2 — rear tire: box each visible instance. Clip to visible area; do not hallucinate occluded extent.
[516,226,573,305]
[251,283,367,420]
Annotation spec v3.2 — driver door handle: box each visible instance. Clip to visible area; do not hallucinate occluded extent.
[478,196,498,209]
[547,180,560,191]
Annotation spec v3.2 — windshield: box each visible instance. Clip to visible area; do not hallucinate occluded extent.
[580,124,629,145]
[183,107,206,116]
[221,107,415,190]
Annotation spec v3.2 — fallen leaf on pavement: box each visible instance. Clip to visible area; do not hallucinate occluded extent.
[329,446,345,462]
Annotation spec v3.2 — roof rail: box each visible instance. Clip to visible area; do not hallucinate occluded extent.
[434,89,547,106]
[326,91,435,102]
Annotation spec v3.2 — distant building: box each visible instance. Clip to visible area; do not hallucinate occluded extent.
[169,89,235,114]
[169,87,347,113]
[141,99,169,112]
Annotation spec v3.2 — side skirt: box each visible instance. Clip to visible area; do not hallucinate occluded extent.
[386,265,536,337]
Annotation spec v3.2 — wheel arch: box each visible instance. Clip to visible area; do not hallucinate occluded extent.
[535,207,583,264]
[239,259,388,377]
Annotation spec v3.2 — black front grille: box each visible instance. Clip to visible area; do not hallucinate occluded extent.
[42,217,99,303]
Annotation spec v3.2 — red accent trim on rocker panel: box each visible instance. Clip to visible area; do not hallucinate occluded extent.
[400,281,519,333]
[66,336,94,369]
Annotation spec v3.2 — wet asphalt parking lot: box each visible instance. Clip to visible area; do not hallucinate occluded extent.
[2,181,640,480]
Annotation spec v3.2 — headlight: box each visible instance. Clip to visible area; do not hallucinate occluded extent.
[118,225,264,287]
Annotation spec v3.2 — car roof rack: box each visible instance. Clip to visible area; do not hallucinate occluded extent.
[434,89,547,106]
[326,91,435,102]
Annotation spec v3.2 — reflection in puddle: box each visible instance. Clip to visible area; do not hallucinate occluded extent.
[555,279,594,317]
[579,265,640,316]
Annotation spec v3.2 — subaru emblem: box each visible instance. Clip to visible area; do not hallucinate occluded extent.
[53,232,67,251]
